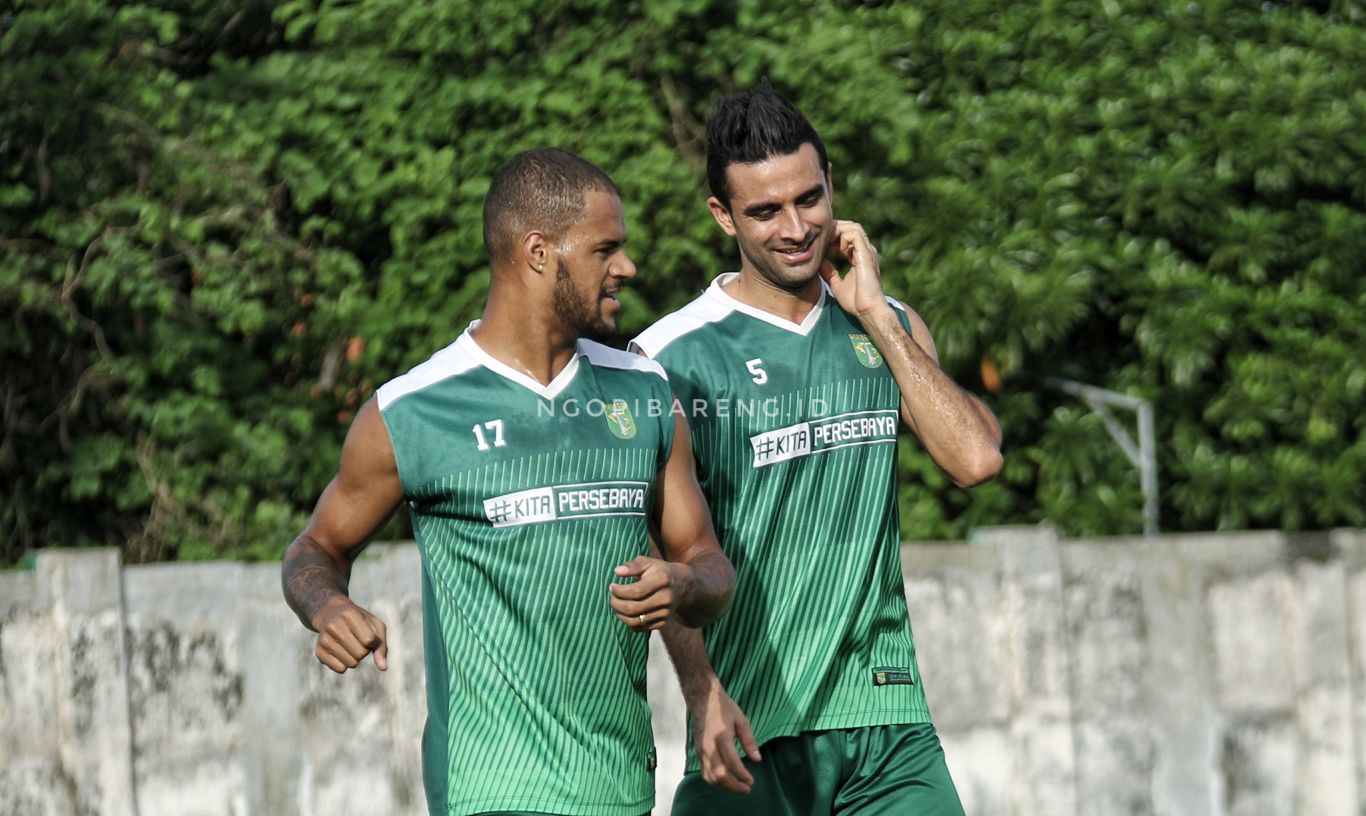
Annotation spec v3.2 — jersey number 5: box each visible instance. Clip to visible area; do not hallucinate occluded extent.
[472,419,506,451]
[746,358,768,385]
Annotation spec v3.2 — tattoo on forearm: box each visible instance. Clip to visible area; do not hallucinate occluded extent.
[282,537,350,630]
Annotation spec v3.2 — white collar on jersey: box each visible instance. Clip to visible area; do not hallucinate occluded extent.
[456,321,583,400]
[705,272,830,336]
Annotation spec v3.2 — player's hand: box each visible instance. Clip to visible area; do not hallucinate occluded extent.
[312,595,388,673]
[692,681,761,794]
[609,556,690,632]
[821,220,891,320]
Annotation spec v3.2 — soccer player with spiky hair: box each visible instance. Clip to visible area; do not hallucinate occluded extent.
[632,84,1002,814]
[283,148,735,816]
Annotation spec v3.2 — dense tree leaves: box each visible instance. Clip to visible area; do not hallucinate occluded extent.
[3,0,1363,563]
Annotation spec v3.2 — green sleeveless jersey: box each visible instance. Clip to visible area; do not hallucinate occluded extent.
[376,327,674,816]
[632,274,931,772]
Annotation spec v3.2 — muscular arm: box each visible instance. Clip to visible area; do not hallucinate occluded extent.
[609,406,735,630]
[865,303,1002,487]
[282,397,404,672]
[650,408,734,626]
[822,220,1002,488]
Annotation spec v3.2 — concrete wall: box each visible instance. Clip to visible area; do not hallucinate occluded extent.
[1,527,1362,815]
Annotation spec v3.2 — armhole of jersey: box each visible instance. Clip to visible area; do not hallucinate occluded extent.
[658,380,676,469]
[376,403,411,497]
[886,296,915,336]
[620,340,674,466]
[373,339,478,497]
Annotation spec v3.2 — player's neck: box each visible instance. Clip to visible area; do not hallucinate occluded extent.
[471,295,578,386]
[725,267,822,324]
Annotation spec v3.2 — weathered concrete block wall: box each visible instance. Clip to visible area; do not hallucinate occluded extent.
[2,528,1363,815]
[0,547,430,816]
[1,550,136,816]
[906,528,1365,816]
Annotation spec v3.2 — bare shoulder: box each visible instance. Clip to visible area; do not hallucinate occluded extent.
[338,397,399,483]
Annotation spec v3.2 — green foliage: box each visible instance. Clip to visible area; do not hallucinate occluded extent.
[3,0,1363,563]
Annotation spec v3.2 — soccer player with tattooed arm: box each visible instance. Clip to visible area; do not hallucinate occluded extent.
[282,148,735,816]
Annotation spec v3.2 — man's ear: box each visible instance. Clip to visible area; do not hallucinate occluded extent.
[521,230,552,274]
[707,197,737,237]
[825,161,835,201]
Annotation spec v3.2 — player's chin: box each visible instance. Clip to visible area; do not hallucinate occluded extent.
[579,315,617,343]
[765,260,822,290]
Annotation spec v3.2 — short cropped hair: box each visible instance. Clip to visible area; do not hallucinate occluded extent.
[704,80,829,208]
[482,148,619,266]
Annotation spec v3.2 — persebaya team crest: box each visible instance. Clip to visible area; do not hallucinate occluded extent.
[849,334,883,368]
[605,400,637,439]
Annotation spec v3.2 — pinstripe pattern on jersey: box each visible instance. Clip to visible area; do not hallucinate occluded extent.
[636,276,932,773]
[415,448,654,815]
[379,332,673,816]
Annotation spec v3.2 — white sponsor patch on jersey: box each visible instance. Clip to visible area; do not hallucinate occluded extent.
[483,481,649,527]
[750,410,898,468]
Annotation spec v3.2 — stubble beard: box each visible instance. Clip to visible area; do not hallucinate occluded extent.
[552,266,614,342]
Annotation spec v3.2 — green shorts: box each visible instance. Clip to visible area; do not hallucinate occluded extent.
[670,723,964,816]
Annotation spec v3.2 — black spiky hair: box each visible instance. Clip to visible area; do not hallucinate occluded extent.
[704,80,829,207]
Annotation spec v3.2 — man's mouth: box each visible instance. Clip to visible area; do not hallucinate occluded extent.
[774,235,817,265]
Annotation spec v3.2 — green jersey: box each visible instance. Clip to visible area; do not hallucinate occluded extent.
[377,327,674,816]
[633,274,931,772]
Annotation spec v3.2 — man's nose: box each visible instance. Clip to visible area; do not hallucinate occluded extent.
[777,207,806,243]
